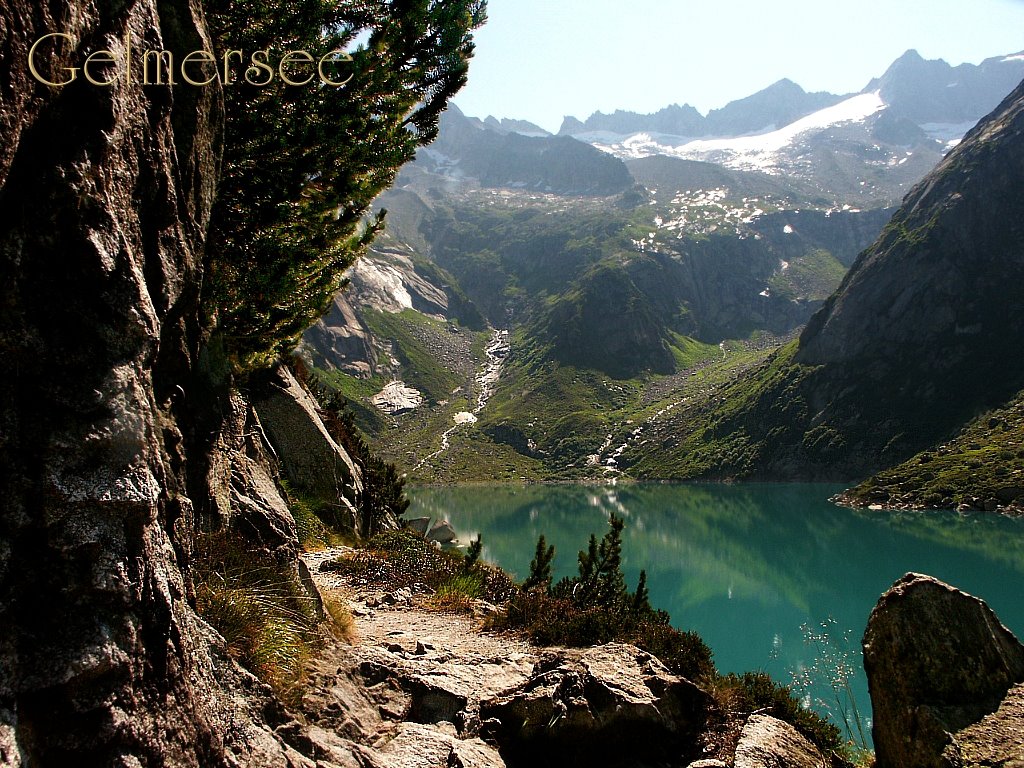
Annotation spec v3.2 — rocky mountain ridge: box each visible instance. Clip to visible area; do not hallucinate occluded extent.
[556,50,1024,145]
[558,77,846,139]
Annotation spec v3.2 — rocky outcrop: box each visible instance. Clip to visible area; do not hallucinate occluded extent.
[200,390,298,555]
[372,381,425,414]
[0,0,248,763]
[944,682,1024,766]
[479,643,712,767]
[733,715,829,768]
[252,365,363,528]
[303,290,380,377]
[863,573,1024,768]
[0,2,359,764]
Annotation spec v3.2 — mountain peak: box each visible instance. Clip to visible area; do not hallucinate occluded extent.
[896,48,925,63]
[766,77,805,94]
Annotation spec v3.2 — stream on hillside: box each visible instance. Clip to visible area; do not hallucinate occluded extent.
[406,482,1024,744]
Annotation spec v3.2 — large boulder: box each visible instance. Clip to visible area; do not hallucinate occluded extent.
[480,643,712,767]
[204,391,297,555]
[252,364,365,529]
[943,682,1024,766]
[377,722,505,768]
[863,573,1024,768]
[733,714,829,768]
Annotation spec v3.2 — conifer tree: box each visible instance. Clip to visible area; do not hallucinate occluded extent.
[523,535,555,593]
[464,534,483,572]
[632,569,651,615]
[203,0,487,369]
[578,533,599,587]
[594,513,627,606]
[575,514,628,607]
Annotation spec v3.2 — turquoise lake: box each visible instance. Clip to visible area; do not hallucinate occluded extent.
[407,483,1024,741]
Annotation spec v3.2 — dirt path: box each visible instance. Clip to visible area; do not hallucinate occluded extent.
[294,548,537,767]
[303,547,534,671]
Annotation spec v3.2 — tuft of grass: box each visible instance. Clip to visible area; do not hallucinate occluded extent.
[321,589,356,642]
[291,496,333,551]
[193,532,320,702]
[431,574,485,613]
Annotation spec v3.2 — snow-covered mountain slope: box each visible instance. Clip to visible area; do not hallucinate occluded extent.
[587,92,886,172]
[552,50,1024,198]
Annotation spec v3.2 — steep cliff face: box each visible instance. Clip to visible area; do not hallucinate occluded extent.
[0,2,307,764]
[789,76,1024,469]
[625,77,1024,482]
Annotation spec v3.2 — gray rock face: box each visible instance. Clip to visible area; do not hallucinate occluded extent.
[253,365,364,524]
[733,715,829,768]
[943,682,1024,766]
[376,722,505,768]
[205,391,298,555]
[480,643,712,766]
[0,0,238,763]
[304,290,379,377]
[863,573,1024,768]
[0,2,328,764]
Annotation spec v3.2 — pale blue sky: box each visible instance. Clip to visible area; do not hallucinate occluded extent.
[454,0,1024,133]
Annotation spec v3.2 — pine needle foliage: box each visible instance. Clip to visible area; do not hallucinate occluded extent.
[522,535,555,593]
[204,0,487,369]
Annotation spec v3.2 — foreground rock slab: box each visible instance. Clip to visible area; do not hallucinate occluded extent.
[864,572,1024,768]
[480,642,712,767]
[733,714,829,768]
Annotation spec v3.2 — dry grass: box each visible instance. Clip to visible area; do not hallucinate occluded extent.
[193,532,320,703]
[321,589,356,642]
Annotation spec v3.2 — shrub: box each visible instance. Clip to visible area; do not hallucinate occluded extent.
[488,515,715,683]
[323,528,516,604]
[712,672,845,759]
[431,574,485,613]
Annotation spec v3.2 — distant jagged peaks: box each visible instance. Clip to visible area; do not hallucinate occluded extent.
[483,115,551,137]
[558,115,587,134]
[559,103,705,137]
[865,48,1024,123]
[555,50,1024,141]
[558,79,845,139]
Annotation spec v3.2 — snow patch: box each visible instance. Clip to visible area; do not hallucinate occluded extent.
[372,381,424,414]
[920,121,977,144]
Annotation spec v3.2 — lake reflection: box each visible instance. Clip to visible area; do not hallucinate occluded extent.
[407,483,1024,736]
